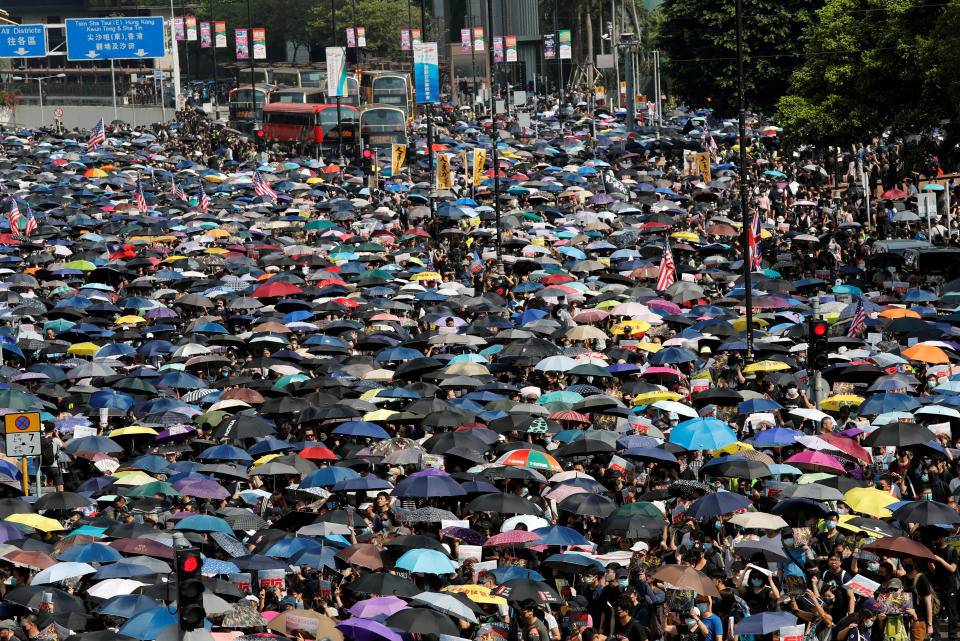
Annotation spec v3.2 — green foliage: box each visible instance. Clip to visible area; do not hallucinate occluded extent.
[654,0,819,115]
[309,0,425,59]
[777,0,948,147]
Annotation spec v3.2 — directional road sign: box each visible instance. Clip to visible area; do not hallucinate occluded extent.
[0,24,47,58]
[65,17,165,61]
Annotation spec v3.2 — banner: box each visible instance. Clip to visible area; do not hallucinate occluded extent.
[199,22,211,48]
[461,28,472,51]
[252,28,266,59]
[691,152,711,182]
[346,28,356,48]
[473,148,487,185]
[401,29,411,51]
[357,27,366,47]
[186,16,197,41]
[411,28,421,44]
[235,29,249,60]
[259,569,285,590]
[228,572,252,593]
[392,144,407,175]
[437,154,452,190]
[505,35,517,62]
[413,41,439,104]
[544,32,555,59]
[174,18,185,41]
[215,21,227,48]
[473,27,484,51]
[493,36,503,63]
[559,29,572,59]
[325,47,348,97]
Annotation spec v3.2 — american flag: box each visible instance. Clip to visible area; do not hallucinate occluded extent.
[8,199,21,234]
[252,170,277,200]
[134,174,147,214]
[88,118,106,151]
[847,299,867,337]
[23,202,37,236]
[470,250,484,274]
[655,237,675,291]
[198,180,210,212]
[748,210,762,270]
[175,182,187,201]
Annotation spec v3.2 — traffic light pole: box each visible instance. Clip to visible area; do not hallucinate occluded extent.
[809,299,826,408]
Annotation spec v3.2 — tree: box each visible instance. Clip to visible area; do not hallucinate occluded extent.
[777,0,946,147]
[309,0,426,60]
[655,0,820,115]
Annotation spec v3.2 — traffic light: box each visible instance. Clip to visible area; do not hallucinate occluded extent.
[175,547,205,631]
[362,148,374,175]
[255,129,265,151]
[807,317,830,371]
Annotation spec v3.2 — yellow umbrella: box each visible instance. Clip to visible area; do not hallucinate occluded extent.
[844,487,898,517]
[714,441,755,456]
[442,584,507,605]
[671,231,701,243]
[732,317,769,330]
[410,271,441,281]
[359,388,387,401]
[67,343,100,356]
[820,394,864,411]
[306,176,324,184]
[743,360,790,373]
[5,514,64,532]
[164,255,188,263]
[611,321,652,336]
[205,248,229,255]
[633,342,664,353]
[632,391,683,404]
[363,409,400,422]
[109,470,156,486]
[114,315,147,325]
[445,361,490,376]
[254,453,283,466]
[108,426,158,437]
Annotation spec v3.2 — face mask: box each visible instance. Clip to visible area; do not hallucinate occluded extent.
[696,604,709,615]
[928,380,937,388]
[826,520,837,529]
[923,494,933,501]
[684,619,697,628]
[903,563,914,573]
[618,579,629,588]
[585,577,596,585]
[715,520,722,530]
[867,562,880,572]
[703,543,712,551]
[751,578,763,587]
[842,551,851,559]
[921,474,929,482]
[783,538,795,547]
[864,620,874,629]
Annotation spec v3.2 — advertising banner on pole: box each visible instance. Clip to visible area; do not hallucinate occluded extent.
[326,46,348,97]
[493,36,503,63]
[473,27,484,51]
[215,21,226,47]
[357,27,366,47]
[559,29,572,59]
[185,16,197,41]
[346,28,356,48]
[174,18,185,40]
[505,35,517,62]
[199,22,211,48]
[401,29,410,51]
[461,28,472,51]
[413,41,439,104]
[235,29,248,59]
[544,32,555,59]
[252,28,266,59]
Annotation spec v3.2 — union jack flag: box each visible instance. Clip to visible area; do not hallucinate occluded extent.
[23,202,37,236]
[8,199,21,234]
[748,210,762,270]
[655,237,675,292]
[470,250,484,274]
[252,170,277,200]
[135,174,147,214]
[198,181,210,212]
[88,118,106,151]
[847,299,866,337]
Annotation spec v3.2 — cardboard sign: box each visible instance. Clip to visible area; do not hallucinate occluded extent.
[844,574,879,598]
[229,572,252,593]
[259,568,285,590]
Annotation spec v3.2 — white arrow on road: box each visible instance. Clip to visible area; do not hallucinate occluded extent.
[85,50,99,58]
[134,49,147,56]
[13,48,28,55]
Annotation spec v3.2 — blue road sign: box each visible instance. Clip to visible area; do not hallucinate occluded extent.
[0,24,47,58]
[65,17,165,61]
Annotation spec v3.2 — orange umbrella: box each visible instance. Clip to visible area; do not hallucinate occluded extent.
[880,308,920,319]
[901,344,950,364]
[324,164,341,173]
[83,168,108,178]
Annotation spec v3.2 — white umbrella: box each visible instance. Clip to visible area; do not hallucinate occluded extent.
[501,515,549,532]
[86,578,148,598]
[30,562,96,585]
[728,512,788,531]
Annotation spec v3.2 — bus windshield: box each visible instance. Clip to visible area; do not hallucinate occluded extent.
[372,76,408,107]
[271,91,307,103]
[361,109,405,134]
[238,69,270,85]
[272,70,300,87]
[320,107,359,139]
[231,89,266,105]
[301,70,324,88]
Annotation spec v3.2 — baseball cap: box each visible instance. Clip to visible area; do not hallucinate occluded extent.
[631,541,650,552]
[887,578,903,590]
[0,620,16,631]
[862,599,881,614]
[615,568,629,578]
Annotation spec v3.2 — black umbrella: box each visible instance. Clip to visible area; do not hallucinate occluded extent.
[556,439,615,458]
[558,493,617,517]
[384,534,448,554]
[347,572,420,597]
[604,514,668,538]
[492,578,563,604]
[386,607,458,635]
[862,422,936,447]
[5,586,85,612]
[466,493,543,515]
[891,500,960,525]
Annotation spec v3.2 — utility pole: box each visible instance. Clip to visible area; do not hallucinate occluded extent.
[623,34,635,135]
[735,0,753,356]
[486,0,502,262]
[210,0,219,110]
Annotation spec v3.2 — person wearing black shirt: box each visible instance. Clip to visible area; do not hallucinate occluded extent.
[903,556,934,641]
[930,534,959,641]
[816,513,847,559]
[612,594,649,641]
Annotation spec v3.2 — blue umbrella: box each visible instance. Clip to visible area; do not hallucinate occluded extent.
[57,542,123,563]
[200,557,240,575]
[233,554,290,571]
[96,594,161,618]
[738,398,783,414]
[395,549,457,574]
[684,491,754,518]
[391,474,466,498]
[91,562,156,580]
[669,418,737,450]
[89,389,135,411]
[749,427,802,446]
[858,392,921,415]
[331,476,394,492]
[487,566,544,582]
[118,607,177,640]
[337,618,404,641]
[648,346,697,365]
[264,538,322,558]
[735,612,798,635]
[541,552,604,570]
[174,514,234,534]
[532,526,590,546]
[196,444,253,462]
[290,545,338,570]
[301,466,361,488]
[622,447,678,464]
[64,435,123,454]
[128,455,174,474]
[333,421,390,439]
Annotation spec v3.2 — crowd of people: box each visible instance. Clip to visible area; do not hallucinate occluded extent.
[0,97,956,641]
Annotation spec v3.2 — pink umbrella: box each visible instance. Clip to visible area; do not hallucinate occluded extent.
[646,299,683,315]
[573,309,610,323]
[784,451,846,473]
[483,530,543,547]
[641,366,682,380]
[543,484,588,502]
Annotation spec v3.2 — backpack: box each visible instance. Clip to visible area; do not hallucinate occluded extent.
[912,573,940,618]
[40,436,55,467]
[883,616,910,641]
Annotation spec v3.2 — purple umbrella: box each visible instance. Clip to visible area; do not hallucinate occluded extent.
[170,477,230,499]
[439,526,486,545]
[347,596,409,619]
[155,425,196,441]
[0,522,24,543]
[588,193,615,205]
[144,307,178,319]
[337,618,404,641]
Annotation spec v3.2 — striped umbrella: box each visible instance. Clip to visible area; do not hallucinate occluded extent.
[495,449,563,473]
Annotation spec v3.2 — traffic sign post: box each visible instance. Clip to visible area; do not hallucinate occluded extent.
[65,17,166,61]
[0,24,47,58]
[4,412,41,496]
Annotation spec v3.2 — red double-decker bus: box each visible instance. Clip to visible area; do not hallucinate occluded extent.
[261,103,359,156]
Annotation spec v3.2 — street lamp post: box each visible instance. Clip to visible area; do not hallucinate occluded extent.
[12,74,66,128]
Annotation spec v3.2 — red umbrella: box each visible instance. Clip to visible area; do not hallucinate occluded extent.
[881,189,907,200]
[548,410,590,424]
[817,433,871,465]
[251,281,303,298]
[299,446,339,461]
[109,537,176,559]
[863,536,936,560]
